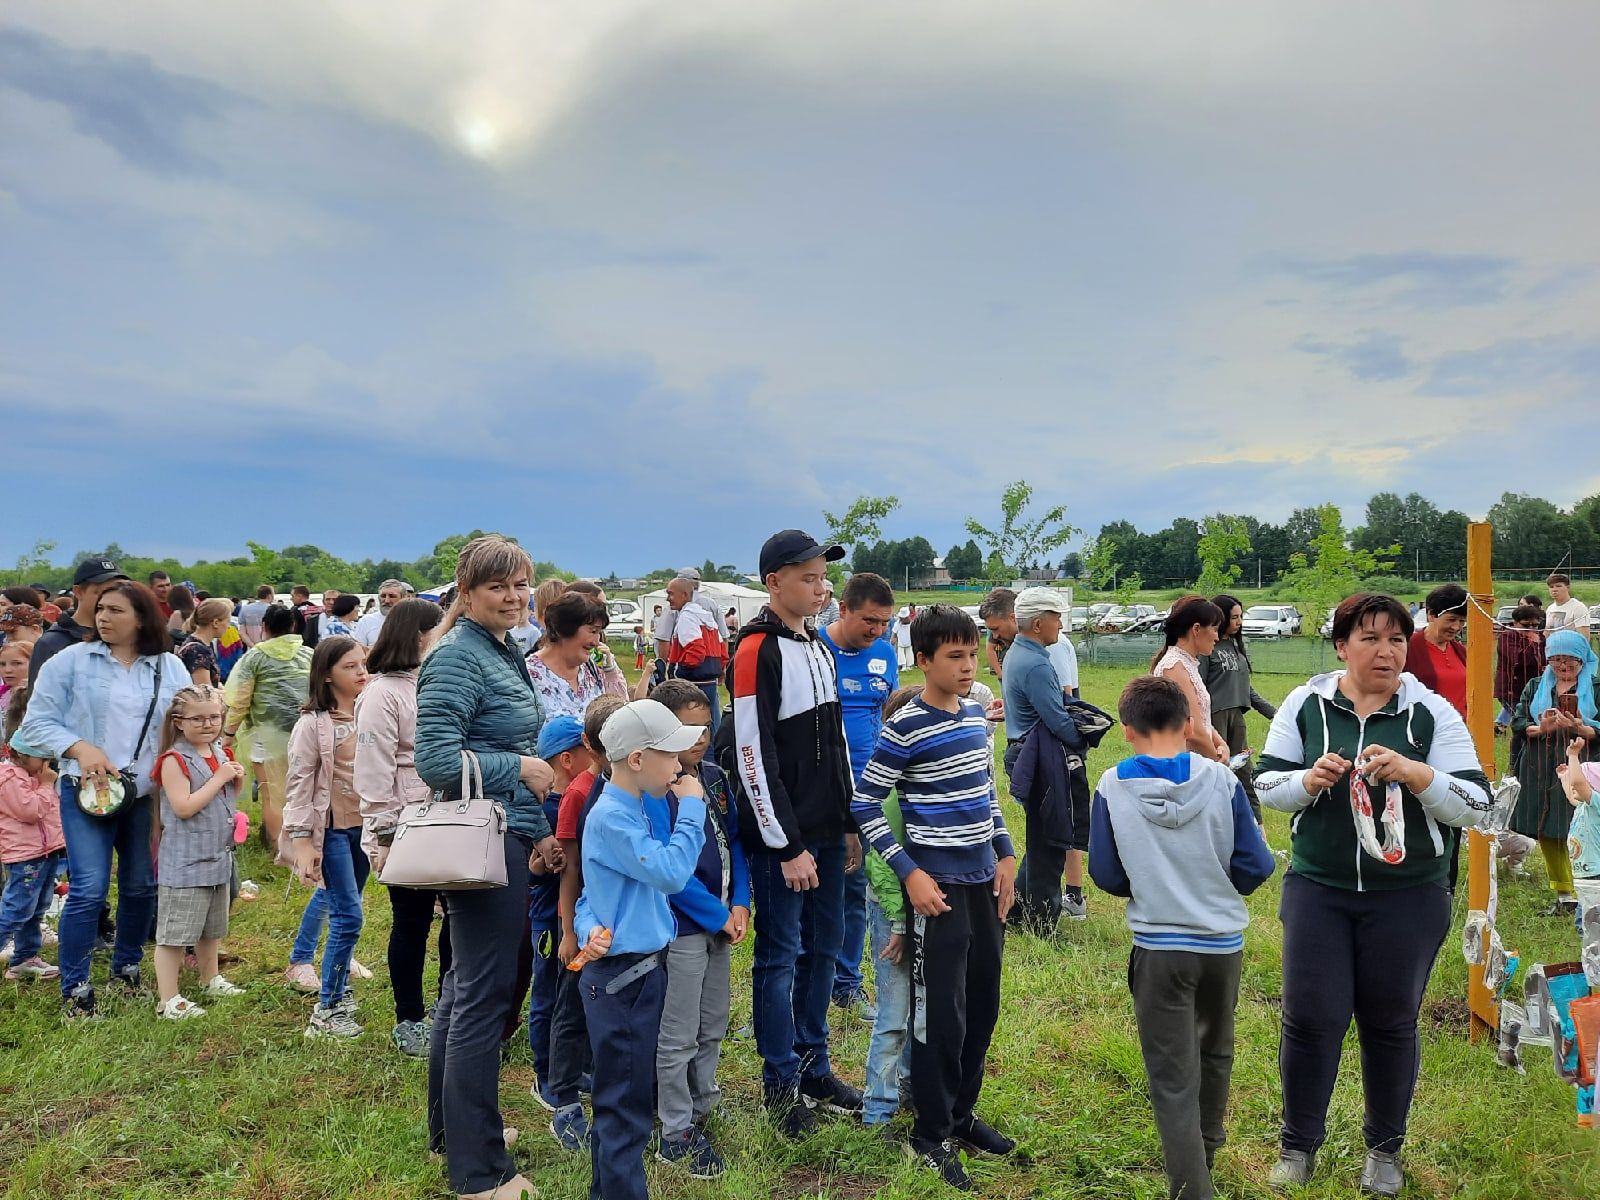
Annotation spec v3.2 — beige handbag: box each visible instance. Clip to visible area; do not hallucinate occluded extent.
[378,750,508,891]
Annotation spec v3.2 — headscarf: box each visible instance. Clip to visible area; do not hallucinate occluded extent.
[0,604,42,631]
[1531,628,1598,722]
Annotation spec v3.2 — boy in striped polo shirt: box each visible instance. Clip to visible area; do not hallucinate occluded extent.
[851,605,1017,1190]
[1088,676,1275,1200]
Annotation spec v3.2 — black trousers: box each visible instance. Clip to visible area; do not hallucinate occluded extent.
[1278,873,1451,1155]
[1004,741,1065,933]
[548,953,594,1107]
[910,880,1004,1143]
[1130,947,1242,1200]
[1213,707,1262,822]
[386,884,451,1024]
[426,833,532,1194]
[582,952,667,1200]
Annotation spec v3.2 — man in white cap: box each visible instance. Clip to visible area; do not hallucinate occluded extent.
[999,587,1091,927]
[814,580,840,630]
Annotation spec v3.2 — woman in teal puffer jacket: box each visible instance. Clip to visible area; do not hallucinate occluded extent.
[416,536,557,1200]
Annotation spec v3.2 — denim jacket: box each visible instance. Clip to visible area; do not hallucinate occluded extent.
[18,640,189,794]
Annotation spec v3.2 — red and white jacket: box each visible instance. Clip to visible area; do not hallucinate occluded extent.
[667,602,726,683]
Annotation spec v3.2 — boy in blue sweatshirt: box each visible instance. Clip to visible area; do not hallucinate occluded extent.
[852,606,1018,1191]
[647,679,750,1179]
[573,699,707,1200]
[1088,676,1276,1200]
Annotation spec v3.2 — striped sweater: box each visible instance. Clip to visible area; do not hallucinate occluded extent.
[852,696,1014,885]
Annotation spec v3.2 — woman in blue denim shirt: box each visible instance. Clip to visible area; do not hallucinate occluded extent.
[19,581,187,1020]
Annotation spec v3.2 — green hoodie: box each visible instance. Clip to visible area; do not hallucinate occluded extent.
[1256,670,1492,892]
[225,634,313,758]
[864,788,908,930]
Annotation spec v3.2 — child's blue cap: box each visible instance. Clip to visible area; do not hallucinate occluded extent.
[537,715,585,760]
[5,733,50,760]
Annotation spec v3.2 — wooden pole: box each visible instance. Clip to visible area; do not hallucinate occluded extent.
[1465,522,1498,1043]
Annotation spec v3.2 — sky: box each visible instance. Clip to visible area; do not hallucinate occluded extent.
[5,1,1599,577]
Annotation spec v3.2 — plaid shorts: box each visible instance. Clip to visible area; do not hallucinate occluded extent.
[156,883,230,945]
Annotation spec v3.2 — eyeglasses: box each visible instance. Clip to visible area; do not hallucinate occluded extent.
[178,715,224,725]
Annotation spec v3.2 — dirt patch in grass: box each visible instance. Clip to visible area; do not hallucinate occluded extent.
[0,1092,123,1171]
[777,1166,881,1198]
[1424,995,1471,1033]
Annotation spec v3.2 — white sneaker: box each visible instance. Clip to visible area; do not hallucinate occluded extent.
[157,995,207,1020]
[283,962,319,992]
[204,974,245,997]
[0,938,12,963]
[348,958,374,981]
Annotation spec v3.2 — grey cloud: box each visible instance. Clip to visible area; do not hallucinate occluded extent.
[1421,335,1600,398]
[1281,252,1516,309]
[0,27,242,175]
[1297,329,1413,382]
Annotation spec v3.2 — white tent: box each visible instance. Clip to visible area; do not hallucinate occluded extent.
[638,580,769,633]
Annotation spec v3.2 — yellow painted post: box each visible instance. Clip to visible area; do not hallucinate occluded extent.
[1465,522,1498,1042]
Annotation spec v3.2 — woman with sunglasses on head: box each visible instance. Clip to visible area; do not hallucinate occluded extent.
[18,581,188,1021]
[1405,584,1468,720]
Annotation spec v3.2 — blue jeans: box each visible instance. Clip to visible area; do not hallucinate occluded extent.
[749,839,846,1093]
[698,682,721,747]
[0,852,62,963]
[57,778,156,996]
[527,924,561,1082]
[290,836,371,969]
[312,827,368,1007]
[863,899,912,1123]
[834,864,869,1001]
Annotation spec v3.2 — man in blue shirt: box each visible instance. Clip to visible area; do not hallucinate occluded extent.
[816,572,898,1020]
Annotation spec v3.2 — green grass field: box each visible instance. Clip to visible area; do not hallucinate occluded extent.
[3,663,1598,1199]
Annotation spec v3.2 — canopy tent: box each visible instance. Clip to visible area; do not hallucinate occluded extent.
[637,580,769,633]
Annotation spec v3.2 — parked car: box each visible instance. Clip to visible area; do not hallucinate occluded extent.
[1066,606,1091,632]
[1088,603,1115,624]
[1241,604,1302,638]
[1319,607,1337,639]
[604,598,644,639]
[1102,604,1157,631]
[1591,602,1600,627]
[1495,604,1518,625]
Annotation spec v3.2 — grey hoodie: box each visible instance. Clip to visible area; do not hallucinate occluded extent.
[1088,754,1276,953]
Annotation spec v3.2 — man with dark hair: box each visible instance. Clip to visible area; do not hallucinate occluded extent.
[979,586,1079,697]
[29,557,129,686]
[302,588,340,649]
[1546,572,1590,635]
[239,584,275,647]
[817,571,898,1020]
[147,571,173,619]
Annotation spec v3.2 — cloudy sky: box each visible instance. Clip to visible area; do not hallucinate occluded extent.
[5,1,1598,575]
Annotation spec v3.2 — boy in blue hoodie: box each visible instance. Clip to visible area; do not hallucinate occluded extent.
[574,699,707,1200]
[647,679,750,1179]
[1088,676,1275,1200]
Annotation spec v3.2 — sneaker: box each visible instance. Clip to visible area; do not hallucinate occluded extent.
[5,956,60,981]
[833,989,878,1024]
[1540,898,1580,918]
[550,1103,590,1151]
[906,1136,972,1191]
[1359,1149,1404,1197]
[284,962,319,992]
[62,982,100,1023]
[392,1018,430,1058]
[156,994,207,1020]
[92,935,114,957]
[1061,892,1088,921]
[0,938,11,963]
[111,963,144,993]
[348,958,374,981]
[799,1071,864,1115]
[953,1115,1015,1157]
[204,974,245,997]
[40,925,58,948]
[764,1087,818,1139]
[331,992,359,1019]
[656,1127,726,1178]
[1268,1148,1317,1188]
[531,1078,560,1112]
[305,1003,363,1039]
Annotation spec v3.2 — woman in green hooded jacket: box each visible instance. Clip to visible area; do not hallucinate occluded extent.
[222,603,312,847]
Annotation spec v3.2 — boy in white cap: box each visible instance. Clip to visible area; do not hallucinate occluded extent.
[572,699,708,1200]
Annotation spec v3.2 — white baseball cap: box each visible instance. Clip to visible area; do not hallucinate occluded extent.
[599,699,704,759]
[1014,587,1070,620]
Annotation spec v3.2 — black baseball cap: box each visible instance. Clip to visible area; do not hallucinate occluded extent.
[72,557,129,587]
[759,529,845,581]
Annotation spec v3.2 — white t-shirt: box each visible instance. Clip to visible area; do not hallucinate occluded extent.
[895,616,914,648]
[1048,635,1080,691]
[1547,597,1591,634]
[353,610,385,647]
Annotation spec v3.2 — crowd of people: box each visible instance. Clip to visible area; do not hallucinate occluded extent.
[0,547,1596,1200]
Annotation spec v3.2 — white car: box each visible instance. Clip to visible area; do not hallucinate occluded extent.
[1103,604,1157,631]
[1241,604,1301,638]
[604,598,645,639]
[1319,607,1337,638]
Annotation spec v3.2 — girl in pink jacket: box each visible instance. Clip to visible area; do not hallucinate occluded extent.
[1,733,66,980]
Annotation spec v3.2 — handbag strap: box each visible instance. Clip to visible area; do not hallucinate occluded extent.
[130,656,164,766]
[458,749,485,801]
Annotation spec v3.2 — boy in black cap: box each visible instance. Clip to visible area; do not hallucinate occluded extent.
[730,529,862,1135]
[29,557,129,686]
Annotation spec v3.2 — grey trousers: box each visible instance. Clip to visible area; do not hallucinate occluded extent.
[655,930,732,1137]
[1128,946,1242,1200]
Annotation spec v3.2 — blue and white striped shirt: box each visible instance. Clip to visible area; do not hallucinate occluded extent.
[852,696,1014,886]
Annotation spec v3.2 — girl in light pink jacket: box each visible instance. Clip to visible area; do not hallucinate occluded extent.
[353,599,450,1057]
[1,732,66,980]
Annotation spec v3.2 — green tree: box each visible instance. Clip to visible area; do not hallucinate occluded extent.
[1278,504,1398,635]
[12,539,58,579]
[1195,516,1254,593]
[944,539,984,581]
[1487,493,1583,572]
[430,531,494,584]
[965,481,1080,576]
[1081,536,1122,592]
[822,495,900,559]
